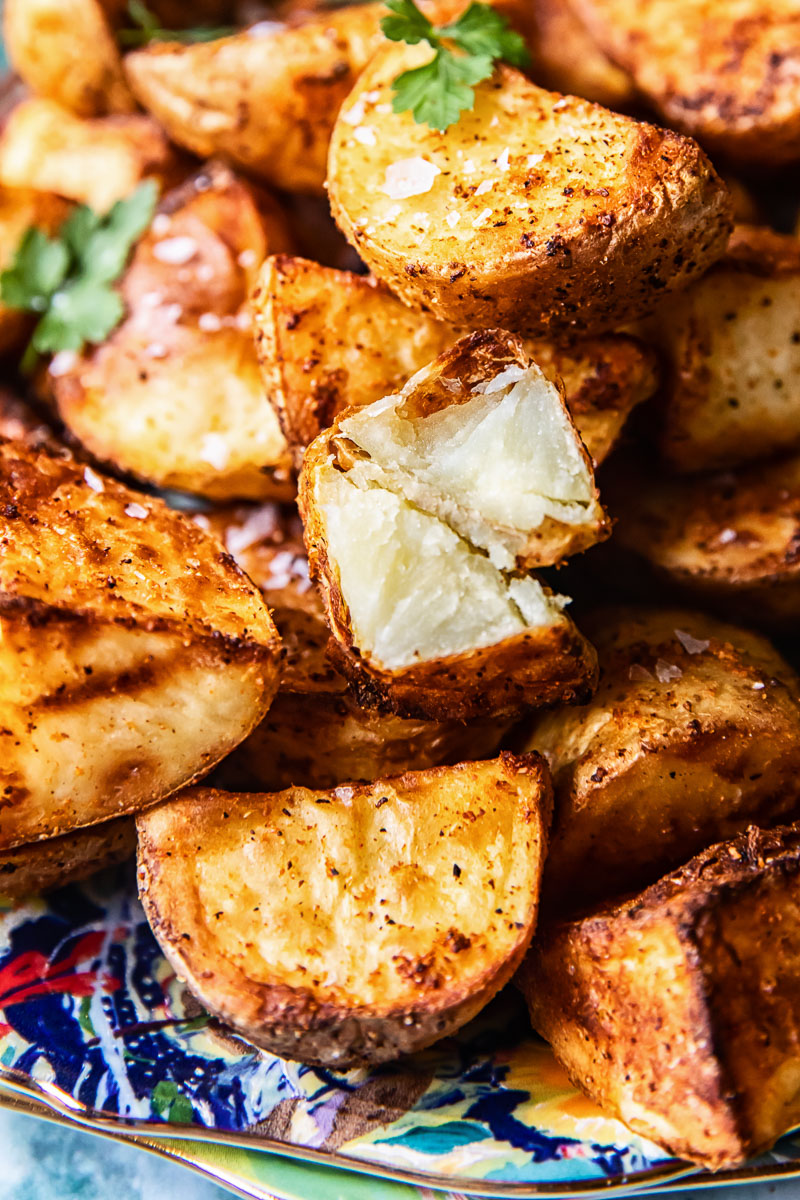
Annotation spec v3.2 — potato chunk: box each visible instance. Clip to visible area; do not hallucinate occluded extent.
[253,254,658,466]
[519,823,800,1167]
[647,227,800,472]
[137,753,552,1066]
[0,99,181,213]
[526,0,636,108]
[0,818,135,899]
[47,163,294,501]
[328,46,732,336]
[204,505,511,789]
[0,440,281,849]
[570,0,800,165]
[524,608,800,912]
[300,332,600,720]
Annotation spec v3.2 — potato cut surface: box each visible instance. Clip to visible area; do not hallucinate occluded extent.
[137,753,551,1065]
[328,47,732,335]
[0,440,281,848]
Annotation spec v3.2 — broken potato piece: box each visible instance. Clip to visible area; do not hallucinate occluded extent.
[328,45,732,336]
[253,254,658,466]
[300,331,601,721]
[137,753,552,1066]
[525,608,800,913]
[47,163,295,501]
[0,817,136,899]
[0,440,282,850]
[204,504,511,790]
[519,822,800,1168]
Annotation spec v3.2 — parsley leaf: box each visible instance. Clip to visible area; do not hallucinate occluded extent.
[0,180,158,369]
[380,0,530,131]
[118,0,236,47]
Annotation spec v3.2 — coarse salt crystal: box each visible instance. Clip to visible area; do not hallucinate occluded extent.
[162,303,183,324]
[151,213,171,236]
[475,179,494,196]
[446,211,460,228]
[718,528,737,545]
[527,153,544,167]
[353,125,377,146]
[152,237,198,266]
[753,681,766,689]
[49,350,77,377]
[192,513,211,531]
[140,290,164,308]
[225,505,280,557]
[379,204,403,224]
[124,502,148,520]
[199,433,231,471]
[145,342,168,359]
[235,309,252,331]
[655,659,683,683]
[675,628,710,655]
[628,663,653,681]
[237,249,258,268]
[375,103,392,114]
[83,466,105,493]
[380,157,441,200]
[248,20,283,36]
[553,98,569,111]
[490,115,500,127]
[497,147,510,171]
[472,207,493,228]
[197,264,214,283]
[342,97,367,126]
[198,312,222,332]
[463,158,476,174]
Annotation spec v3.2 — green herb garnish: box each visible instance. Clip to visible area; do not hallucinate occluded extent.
[1,180,158,370]
[118,0,235,47]
[380,0,529,131]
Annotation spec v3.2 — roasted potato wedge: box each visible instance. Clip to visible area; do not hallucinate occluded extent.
[0,187,71,357]
[300,331,600,721]
[647,226,800,473]
[0,440,281,849]
[519,822,800,1168]
[0,817,136,899]
[570,0,800,165]
[610,454,800,633]
[137,753,552,1066]
[253,254,658,466]
[4,0,135,118]
[47,163,295,501]
[328,46,732,337]
[527,0,636,109]
[524,607,800,913]
[0,99,182,213]
[203,504,511,789]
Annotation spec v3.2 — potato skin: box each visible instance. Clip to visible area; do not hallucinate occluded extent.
[570,0,800,166]
[519,823,800,1168]
[0,440,281,849]
[137,754,552,1067]
[525,608,800,913]
[328,47,732,337]
[647,227,800,473]
[609,453,800,633]
[0,818,135,898]
[4,0,135,117]
[253,254,658,467]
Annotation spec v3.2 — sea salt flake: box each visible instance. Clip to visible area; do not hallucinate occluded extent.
[353,125,377,146]
[446,211,461,228]
[655,659,683,683]
[675,628,710,655]
[472,207,493,228]
[496,147,510,171]
[381,157,441,200]
[152,237,198,266]
[198,312,222,332]
[124,502,148,520]
[475,179,494,196]
[237,249,258,268]
[628,663,653,681]
[224,505,280,556]
[342,97,368,126]
[752,681,766,690]
[49,350,77,377]
[527,153,545,167]
[248,20,283,36]
[717,527,738,545]
[199,433,231,471]
[151,213,171,236]
[553,98,569,111]
[83,466,105,493]
[145,342,168,358]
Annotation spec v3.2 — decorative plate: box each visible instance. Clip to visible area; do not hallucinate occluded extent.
[3,867,800,1199]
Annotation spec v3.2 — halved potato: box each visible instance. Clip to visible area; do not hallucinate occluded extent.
[203,504,511,789]
[4,0,135,118]
[0,817,136,899]
[527,0,637,108]
[524,607,800,913]
[608,454,800,633]
[570,0,800,165]
[0,98,182,213]
[0,439,281,849]
[253,254,659,465]
[47,162,295,501]
[300,331,600,721]
[646,226,800,473]
[328,45,732,336]
[519,822,800,1168]
[137,753,552,1066]
[0,187,71,357]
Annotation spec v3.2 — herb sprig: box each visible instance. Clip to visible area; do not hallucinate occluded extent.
[380,0,529,131]
[1,180,158,371]
[118,0,235,47]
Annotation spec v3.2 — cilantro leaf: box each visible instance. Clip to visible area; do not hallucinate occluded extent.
[118,0,235,46]
[380,0,530,130]
[32,281,125,354]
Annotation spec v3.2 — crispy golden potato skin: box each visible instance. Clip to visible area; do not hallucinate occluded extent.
[137,753,552,1066]
[0,818,135,899]
[328,48,732,337]
[609,454,800,632]
[525,608,800,914]
[571,0,800,165]
[204,505,510,789]
[519,823,800,1168]
[647,227,800,473]
[253,255,658,466]
[526,0,636,108]
[48,163,294,501]
[0,188,71,357]
[4,0,135,117]
[0,99,182,213]
[0,440,281,849]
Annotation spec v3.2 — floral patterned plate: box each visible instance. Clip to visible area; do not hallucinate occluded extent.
[2,866,800,1199]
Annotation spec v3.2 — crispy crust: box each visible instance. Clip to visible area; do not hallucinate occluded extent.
[328,48,732,337]
[0,817,136,898]
[137,753,552,1066]
[519,822,800,1168]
